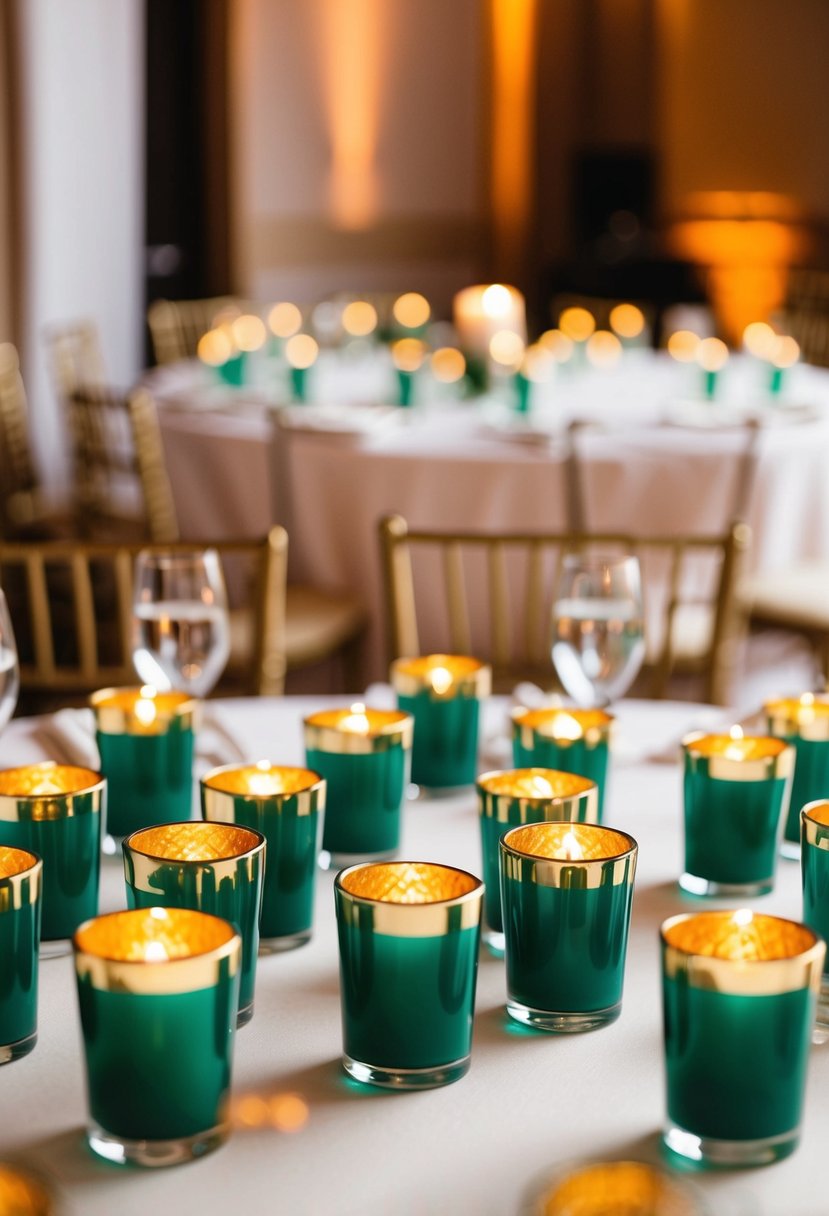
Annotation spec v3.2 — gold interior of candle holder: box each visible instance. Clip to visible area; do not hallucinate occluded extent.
[394,654,485,680]
[304,707,410,734]
[506,822,632,861]
[684,733,787,761]
[0,1165,52,1216]
[93,688,193,715]
[203,764,320,796]
[478,768,594,800]
[128,822,261,862]
[515,708,613,735]
[340,861,478,904]
[75,907,236,962]
[538,1160,697,1216]
[766,695,829,723]
[803,801,829,827]
[0,762,101,797]
[0,846,38,879]
[664,911,816,961]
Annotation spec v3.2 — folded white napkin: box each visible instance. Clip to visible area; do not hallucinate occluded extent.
[32,708,100,769]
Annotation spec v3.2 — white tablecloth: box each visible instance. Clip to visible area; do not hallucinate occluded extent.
[0,695,825,1215]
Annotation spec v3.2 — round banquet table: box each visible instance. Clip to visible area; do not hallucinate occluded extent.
[147,352,829,682]
[0,693,826,1216]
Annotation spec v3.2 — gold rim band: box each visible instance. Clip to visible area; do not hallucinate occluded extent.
[124,822,266,891]
[335,861,483,936]
[390,655,492,700]
[0,763,105,823]
[682,733,794,781]
[511,706,614,750]
[0,848,42,913]
[201,769,325,821]
[801,800,829,849]
[766,695,829,742]
[500,823,637,889]
[477,767,598,824]
[303,711,413,754]
[91,686,199,735]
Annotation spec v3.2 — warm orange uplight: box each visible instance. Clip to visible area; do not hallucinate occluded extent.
[342,300,378,337]
[231,315,267,352]
[392,339,426,373]
[586,330,622,367]
[695,337,729,373]
[393,293,430,330]
[559,307,596,343]
[489,329,525,368]
[430,347,466,384]
[667,330,700,363]
[285,334,319,370]
[197,328,234,367]
[268,302,303,339]
[742,321,777,359]
[609,304,645,340]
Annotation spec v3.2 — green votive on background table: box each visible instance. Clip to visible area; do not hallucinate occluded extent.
[511,707,614,821]
[304,706,412,867]
[73,907,241,1168]
[476,768,598,956]
[123,821,265,1026]
[766,695,829,859]
[800,800,829,1032]
[0,763,104,954]
[335,861,483,1089]
[681,733,793,897]
[0,847,42,1064]
[391,655,491,789]
[201,764,324,952]
[92,688,197,839]
[500,822,637,1033]
[661,910,824,1168]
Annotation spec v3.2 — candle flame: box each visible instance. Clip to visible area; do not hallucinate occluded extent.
[338,703,372,734]
[551,712,583,741]
[801,692,815,707]
[555,830,584,862]
[729,724,744,740]
[429,666,454,695]
[482,284,513,318]
[134,686,158,729]
[733,908,753,927]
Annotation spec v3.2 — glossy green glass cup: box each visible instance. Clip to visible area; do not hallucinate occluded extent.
[201,764,324,952]
[0,763,104,957]
[391,655,491,789]
[303,706,413,867]
[511,707,613,822]
[767,695,829,859]
[476,768,598,956]
[681,733,793,897]
[123,821,265,1027]
[800,800,829,1034]
[335,860,483,1088]
[661,910,824,1167]
[0,847,42,1064]
[500,822,637,1033]
[73,906,241,1167]
[92,687,198,841]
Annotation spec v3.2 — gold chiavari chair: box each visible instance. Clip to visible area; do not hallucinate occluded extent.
[128,389,178,543]
[66,385,147,539]
[147,296,240,365]
[781,268,829,368]
[43,319,107,403]
[379,514,750,705]
[0,343,44,536]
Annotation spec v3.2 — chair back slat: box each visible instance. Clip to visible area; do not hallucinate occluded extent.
[523,539,546,668]
[444,542,471,655]
[147,297,240,365]
[71,553,98,679]
[488,541,510,667]
[129,389,179,543]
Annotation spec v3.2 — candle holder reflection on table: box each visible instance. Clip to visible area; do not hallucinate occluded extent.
[334,861,483,1089]
[528,1159,704,1216]
[391,655,491,790]
[765,693,829,859]
[476,768,598,957]
[660,910,824,1167]
[500,822,637,1033]
[92,687,197,845]
[512,707,614,821]
[201,763,324,953]
[0,847,41,1064]
[123,822,265,1027]
[0,763,104,957]
[73,907,241,1167]
[800,800,829,1036]
[303,705,412,869]
[681,730,793,897]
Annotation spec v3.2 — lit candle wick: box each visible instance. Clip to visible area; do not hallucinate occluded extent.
[554,830,584,862]
[551,712,582,742]
[337,703,372,734]
[724,724,746,761]
[134,685,158,729]
[429,666,453,695]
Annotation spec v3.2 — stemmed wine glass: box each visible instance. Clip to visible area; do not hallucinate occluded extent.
[0,589,20,731]
[551,553,646,707]
[131,550,231,698]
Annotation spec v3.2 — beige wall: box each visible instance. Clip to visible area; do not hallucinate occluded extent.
[0,9,15,342]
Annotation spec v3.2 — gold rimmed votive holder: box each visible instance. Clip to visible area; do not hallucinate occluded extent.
[661,910,824,1167]
[334,861,483,1088]
[92,686,198,848]
[766,693,829,859]
[123,821,266,1027]
[0,847,42,1064]
[391,655,491,789]
[500,822,637,1032]
[73,906,241,1167]
[800,800,829,1036]
[511,707,614,821]
[680,731,793,897]
[303,704,413,868]
[525,1159,705,1216]
[0,762,105,958]
[201,763,324,953]
[476,767,598,956]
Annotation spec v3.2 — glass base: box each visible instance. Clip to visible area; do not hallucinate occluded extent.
[343,1053,470,1090]
[39,938,71,960]
[679,873,773,898]
[87,1121,229,1167]
[780,838,801,861]
[236,1002,253,1028]
[507,999,621,1034]
[662,1121,799,1168]
[0,1030,37,1065]
[482,928,505,958]
[102,833,120,857]
[259,929,311,955]
[319,847,397,872]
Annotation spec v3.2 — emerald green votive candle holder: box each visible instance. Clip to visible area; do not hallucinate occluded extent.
[661,910,824,1167]
[0,763,104,957]
[335,860,483,1088]
[123,821,265,1027]
[0,847,42,1064]
[800,800,829,1034]
[511,706,614,821]
[73,906,241,1167]
[92,687,198,841]
[766,694,829,859]
[500,821,637,1033]
[304,705,413,868]
[476,767,598,956]
[391,655,491,789]
[201,763,324,953]
[681,732,793,897]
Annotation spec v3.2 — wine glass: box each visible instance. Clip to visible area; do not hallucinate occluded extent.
[131,550,231,698]
[0,589,20,730]
[551,553,646,707]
